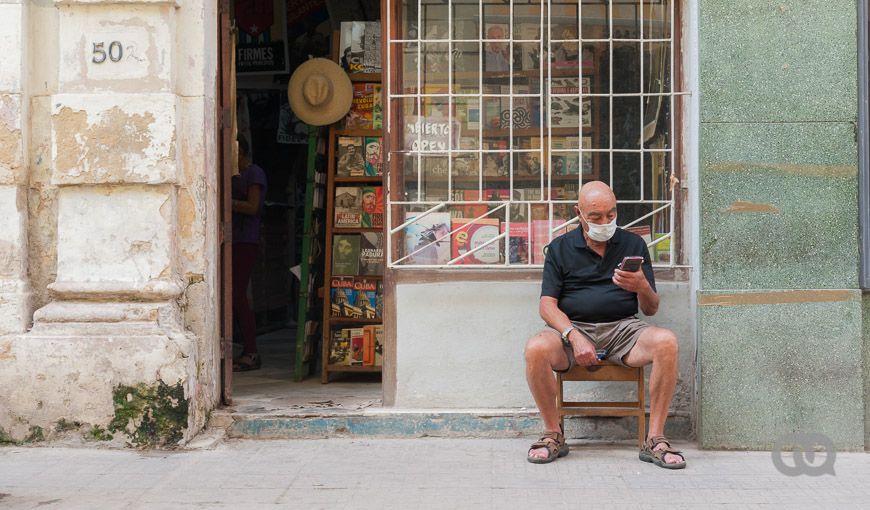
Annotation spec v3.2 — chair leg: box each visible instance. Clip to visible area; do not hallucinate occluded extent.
[557,373,565,434]
[637,367,645,449]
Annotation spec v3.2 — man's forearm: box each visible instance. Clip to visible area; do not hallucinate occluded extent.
[539,298,573,334]
[637,282,659,316]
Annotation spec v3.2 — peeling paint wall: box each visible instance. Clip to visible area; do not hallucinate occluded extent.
[0,0,220,446]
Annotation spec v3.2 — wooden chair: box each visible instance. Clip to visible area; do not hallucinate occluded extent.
[557,361,646,448]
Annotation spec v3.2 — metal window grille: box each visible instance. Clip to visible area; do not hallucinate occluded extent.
[386,0,684,268]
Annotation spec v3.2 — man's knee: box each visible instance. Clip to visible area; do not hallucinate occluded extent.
[653,329,678,358]
[524,333,555,362]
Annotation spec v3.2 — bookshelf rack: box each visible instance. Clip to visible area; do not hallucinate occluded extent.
[320,31,384,384]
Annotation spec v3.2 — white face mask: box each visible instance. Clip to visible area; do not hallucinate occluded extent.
[582,214,617,242]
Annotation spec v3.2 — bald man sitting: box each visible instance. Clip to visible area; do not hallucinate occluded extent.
[524,181,686,469]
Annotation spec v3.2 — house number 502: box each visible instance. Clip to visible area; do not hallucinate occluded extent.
[92,41,123,63]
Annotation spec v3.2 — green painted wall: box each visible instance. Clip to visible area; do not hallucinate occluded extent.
[698,0,865,449]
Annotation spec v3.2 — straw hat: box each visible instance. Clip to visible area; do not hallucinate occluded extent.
[288,58,353,126]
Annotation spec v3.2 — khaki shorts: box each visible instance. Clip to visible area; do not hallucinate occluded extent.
[550,317,649,371]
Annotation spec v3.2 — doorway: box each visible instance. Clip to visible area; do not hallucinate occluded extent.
[218,0,384,411]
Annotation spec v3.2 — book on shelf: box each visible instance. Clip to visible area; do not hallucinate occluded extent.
[337,136,366,177]
[329,328,352,366]
[352,277,380,320]
[363,136,383,176]
[481,152,508,177]
[330,276,359,318]
[506,221,531,264]
[360,186,384,228]
[373,324,384,366]
[349,327,365,366]
[334,187,362,227]
[339,21,381,74]
[332,234,360,275]
[345,83,382,130]
[359,232,384,276]
[403,211,452,265]
[376,281,384,319]
[451,218,501,264]
[362,326,374,366]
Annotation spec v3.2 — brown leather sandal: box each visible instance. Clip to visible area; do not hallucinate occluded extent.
[639,435,686,469]
[527,429,569,464]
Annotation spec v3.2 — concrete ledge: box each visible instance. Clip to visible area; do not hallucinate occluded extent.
[212,408,691,441]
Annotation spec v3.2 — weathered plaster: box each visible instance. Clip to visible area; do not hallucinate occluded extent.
[0,94,24,183]
[51,94,178,185]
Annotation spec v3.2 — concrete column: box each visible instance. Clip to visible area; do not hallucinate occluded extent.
[0,0,32,336]
[698,0,864,450]
[0,0,218,446]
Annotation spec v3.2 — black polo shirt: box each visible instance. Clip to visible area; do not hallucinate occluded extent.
[541,227,656,323]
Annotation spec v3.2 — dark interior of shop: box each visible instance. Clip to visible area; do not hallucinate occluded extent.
[230,0,382,407]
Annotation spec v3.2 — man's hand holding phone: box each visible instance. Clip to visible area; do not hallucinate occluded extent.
[613,255,649,293]
[568,329,599,367]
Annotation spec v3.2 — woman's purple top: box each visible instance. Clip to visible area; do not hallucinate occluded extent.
[232,163,267,244]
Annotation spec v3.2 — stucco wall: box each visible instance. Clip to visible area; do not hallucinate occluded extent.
[0,0,220,447]
[394,279,695,437]
[698,0,865,449]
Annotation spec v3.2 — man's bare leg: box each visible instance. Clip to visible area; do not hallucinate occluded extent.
[524,330,570,460]
[622,326,682,464]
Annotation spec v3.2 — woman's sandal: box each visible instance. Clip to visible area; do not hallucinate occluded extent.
[527,428,569,464]
[233,352,261,372]
[639,435,687,469]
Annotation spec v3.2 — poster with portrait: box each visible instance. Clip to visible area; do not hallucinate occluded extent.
[235,0,290,75]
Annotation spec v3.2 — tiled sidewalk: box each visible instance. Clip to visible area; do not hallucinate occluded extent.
[1,438,867,509]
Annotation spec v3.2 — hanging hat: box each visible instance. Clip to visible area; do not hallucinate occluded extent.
[287,58,353,126]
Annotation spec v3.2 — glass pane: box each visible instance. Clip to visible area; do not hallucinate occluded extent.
[400,153,420,202]
[613,42,640,93]
[581,1,610,40]
[643,41,670,94]
[422,42,449,90]
[583,43,607,94]
[452,152,480,184]
[550,41,580,72]
[482,95,509,146]
[550,3,578,42]
[483,2,511,40]
[419,96,454,151]
[513,2,542,35]
[643,94,671,149]
[399,0,419,40]
[643,0,672,40]
[393,97,420,151]
[513,150,544,189]
[454,96,481,150]
[420,155,449,201]
[453,3,480,40]
[393,43,418,94]
[612,152,642,201]
[453,42,481,94]
[422,0,449,40]
[512,41,543,76]
[587,97,610,150]
[612,2,640,39]
[612,96,641,150]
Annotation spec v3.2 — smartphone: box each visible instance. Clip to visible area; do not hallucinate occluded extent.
[618,256,644,272]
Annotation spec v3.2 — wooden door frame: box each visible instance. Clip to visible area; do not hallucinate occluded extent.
[218,0,235,405]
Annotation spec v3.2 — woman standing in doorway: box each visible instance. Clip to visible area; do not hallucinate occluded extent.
[232,137,267,372]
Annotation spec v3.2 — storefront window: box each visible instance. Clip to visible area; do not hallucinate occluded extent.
[386,0,679,267]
